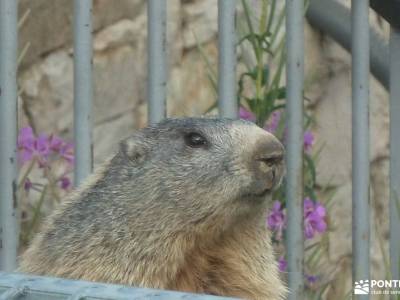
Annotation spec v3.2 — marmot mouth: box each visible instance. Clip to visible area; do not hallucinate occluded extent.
[254,188,272,198]
[242,187,272,200]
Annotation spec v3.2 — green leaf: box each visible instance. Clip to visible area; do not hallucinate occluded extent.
[304,154,317,186]
[237,33,256,46]
[314,282,332,300]
[241,0,260,60]
[306,241,322,267]
[269,7,285,48]
[271,104,286,111]
[305,185,318,203]
[204,101,218,114]
[275,86,286,99]
[266,0,278,36]
[262,65,270,87]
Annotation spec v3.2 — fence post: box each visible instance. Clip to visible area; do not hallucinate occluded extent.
[73,0,93,186]
[351,1,370,298]
[0,0,18,271]
[218,0,237,118]
[285,0,305,298]
[147,0,167,124]
[390,25,400,282]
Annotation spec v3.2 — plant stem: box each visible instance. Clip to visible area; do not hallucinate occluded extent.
[266,0,277,36]
[27,185,47,241]
[18,158,36,189]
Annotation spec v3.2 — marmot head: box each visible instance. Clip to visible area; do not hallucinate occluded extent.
[19,118,286,296]
[112,117,284,230]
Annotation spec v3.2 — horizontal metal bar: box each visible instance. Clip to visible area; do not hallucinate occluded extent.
[307,0,389,90]
[285,0,305,298]
[0,286,27,300]
[0,0,19,272]
[0,272,236,300]
[217,0,237,118]
[66,288,89,300]
[73,0,93,186]
[351,1,370,298]
[147,0,167,124]
[390,25,400,281]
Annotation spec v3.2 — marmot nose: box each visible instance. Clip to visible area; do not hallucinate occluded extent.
[254,134,285,191]
[257,135,284,166]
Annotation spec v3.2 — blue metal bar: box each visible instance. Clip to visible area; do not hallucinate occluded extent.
[73,0,93,186]
[66,289,89,300]
[306,0,389,90]
[351,1,370,297]
[147,0,167,124]
[0,286,27,300]
[0,0,18,272]
[217,0,237,118]
[390,26,400,281]
[285,0,304,298]
[0,273,236,300]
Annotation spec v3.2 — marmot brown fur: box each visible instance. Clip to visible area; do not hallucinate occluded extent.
[19,118,287,299]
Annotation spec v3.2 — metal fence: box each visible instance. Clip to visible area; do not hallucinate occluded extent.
[389,16,400,286]
[0,0,399,299]
[0,272,234,300]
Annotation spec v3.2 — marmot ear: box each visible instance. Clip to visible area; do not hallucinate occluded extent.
[119,136,148,164]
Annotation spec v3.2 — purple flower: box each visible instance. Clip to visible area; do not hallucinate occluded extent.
[303,131,314,153]
[267,201,287,240]
[278,256,287,272]
[59,176,71,190]
[304,197,327,239]
[49,134,74,164]
[18,127,51,166]
[239,107,256,122]
[265,111,281,133]
[50,134,74,165]
[59,142,74,165]
[17,126,75,167]
[35,133,51,166]
[18,127,36,163]
[305,274,318,284]
[24,178,32,192]
[49,135,64,152]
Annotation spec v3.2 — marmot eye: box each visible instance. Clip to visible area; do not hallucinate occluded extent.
[184,132,207,148]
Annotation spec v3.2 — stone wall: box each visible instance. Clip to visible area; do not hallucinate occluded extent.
[18,0,217,163]
[17,1,391,298]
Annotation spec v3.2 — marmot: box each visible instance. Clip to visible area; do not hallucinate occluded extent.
[19,118,287,300]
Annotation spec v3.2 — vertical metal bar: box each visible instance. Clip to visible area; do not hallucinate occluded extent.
[351,1,370,297]
[390,25,400,282]
[147,0,167,124]
[285,0,304,298]
[0,0,18,271]
[73,0,93,186]
[218,0,237,118]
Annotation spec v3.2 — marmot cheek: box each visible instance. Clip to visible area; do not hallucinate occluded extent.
[265,169,276,190]
[264,164,285,191]
[258,160,270,173]
[272,165,285,189]
[256,161,276,189]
